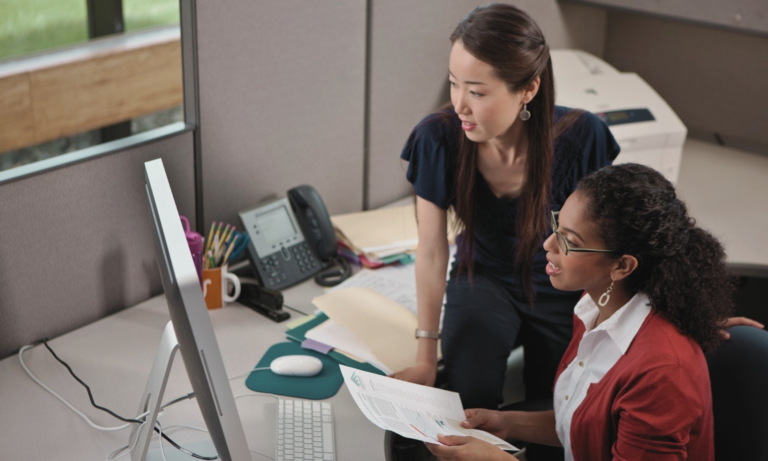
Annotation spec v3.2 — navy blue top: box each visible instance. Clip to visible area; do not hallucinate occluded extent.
[400,106,620,299]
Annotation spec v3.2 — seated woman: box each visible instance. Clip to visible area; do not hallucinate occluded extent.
[427,163,734,461]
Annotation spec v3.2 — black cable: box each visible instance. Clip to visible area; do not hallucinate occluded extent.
[40,340,218,460]
[42,339,143,425]
[314,256,352,287]
[282,304,309,316]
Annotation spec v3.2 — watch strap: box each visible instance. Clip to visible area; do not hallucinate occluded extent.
[414,329,441,340]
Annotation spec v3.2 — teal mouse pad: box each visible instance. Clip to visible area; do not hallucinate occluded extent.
[245,342,343,400]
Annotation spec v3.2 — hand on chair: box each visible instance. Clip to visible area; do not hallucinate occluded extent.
[721,317,764,339]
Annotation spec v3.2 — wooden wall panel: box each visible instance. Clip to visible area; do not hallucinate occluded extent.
[29,41,183,144]
[0,74,35,152]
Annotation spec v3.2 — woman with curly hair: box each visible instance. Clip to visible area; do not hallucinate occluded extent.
[426,163,740,461]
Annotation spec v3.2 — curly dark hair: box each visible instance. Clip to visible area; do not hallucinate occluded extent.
[576,163,734,352]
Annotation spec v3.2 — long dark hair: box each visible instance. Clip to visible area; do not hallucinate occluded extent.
[577,163,734,351]
[449,4,555,302]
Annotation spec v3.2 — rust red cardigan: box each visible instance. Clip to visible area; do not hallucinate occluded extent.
[554,309,714,461]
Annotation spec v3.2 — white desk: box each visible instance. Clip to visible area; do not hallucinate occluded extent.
[0,289,387,460]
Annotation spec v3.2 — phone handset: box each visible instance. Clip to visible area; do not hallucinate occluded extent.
[287,185,350,287]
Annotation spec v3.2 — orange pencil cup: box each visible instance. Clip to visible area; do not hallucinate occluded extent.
[202,265,241,310]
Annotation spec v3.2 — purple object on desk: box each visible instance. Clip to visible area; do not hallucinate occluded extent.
[180,216,204,285]
[301,338,333,355]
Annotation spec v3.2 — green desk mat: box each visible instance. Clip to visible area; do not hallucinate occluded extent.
[245,342,343,400]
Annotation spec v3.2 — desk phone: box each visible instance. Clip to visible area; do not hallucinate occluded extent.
[238,185,337,290]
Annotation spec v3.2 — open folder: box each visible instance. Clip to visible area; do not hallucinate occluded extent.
[312,286,426,374]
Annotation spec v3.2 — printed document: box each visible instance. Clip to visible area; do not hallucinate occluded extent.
[340,365,518,451]
[329,267,417,315]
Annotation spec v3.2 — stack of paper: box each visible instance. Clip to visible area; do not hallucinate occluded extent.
[332,205,419,268]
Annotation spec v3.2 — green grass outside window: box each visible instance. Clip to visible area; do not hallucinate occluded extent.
[0,0,179,62]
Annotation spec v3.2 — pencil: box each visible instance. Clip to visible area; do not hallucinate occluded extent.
[219,225,232,254]
[214,234,221,265]
[222,235,239,265]
[213,221,224,247]
[206,221,217,253]
[221,225,233,246]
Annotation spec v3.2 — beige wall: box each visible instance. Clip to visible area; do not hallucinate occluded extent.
[366,1,609,209]
[604,11,768,154]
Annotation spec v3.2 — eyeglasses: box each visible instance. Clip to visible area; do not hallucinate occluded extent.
[551,210,616,256]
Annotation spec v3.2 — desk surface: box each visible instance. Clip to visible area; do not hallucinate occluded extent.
[0,292,387,460]
[677,139,768,274]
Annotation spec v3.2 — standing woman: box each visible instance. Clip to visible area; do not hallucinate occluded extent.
[392,3,620,410]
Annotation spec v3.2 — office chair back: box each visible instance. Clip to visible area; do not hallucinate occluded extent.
[706,325,768,460]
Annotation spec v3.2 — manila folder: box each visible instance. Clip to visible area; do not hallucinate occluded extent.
[312,287,418,373]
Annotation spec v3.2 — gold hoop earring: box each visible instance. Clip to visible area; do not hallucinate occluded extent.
[519,103,531,121]
[598,280,614,307]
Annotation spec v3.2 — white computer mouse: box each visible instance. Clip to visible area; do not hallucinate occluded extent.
[270,355,323,377]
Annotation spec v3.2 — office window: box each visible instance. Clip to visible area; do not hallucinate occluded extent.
[0,0,89,61]
[0,0,182,174]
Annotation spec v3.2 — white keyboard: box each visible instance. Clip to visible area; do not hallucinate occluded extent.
[276,399,335,461]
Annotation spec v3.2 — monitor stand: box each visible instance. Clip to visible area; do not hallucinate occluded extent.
[129,321,218,461]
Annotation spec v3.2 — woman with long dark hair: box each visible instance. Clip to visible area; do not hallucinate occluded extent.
[393,4,620,409]
[426,163,733,461]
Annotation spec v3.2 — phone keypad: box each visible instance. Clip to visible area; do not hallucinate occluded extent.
[258,242,320,288]
[293,242,319,273]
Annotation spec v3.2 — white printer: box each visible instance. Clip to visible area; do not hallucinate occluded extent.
[550,50,687,184]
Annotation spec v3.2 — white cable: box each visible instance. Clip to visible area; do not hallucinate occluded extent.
[18,345,149,432]
[228,366,271,381]
[157,421,171,461]
[234,392,280,404]
[105,421,146,461]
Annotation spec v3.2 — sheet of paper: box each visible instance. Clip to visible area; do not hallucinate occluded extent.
[328,268,417,315]
[340,366,517,450]
[313,287,418,372]
[305,319,392,374]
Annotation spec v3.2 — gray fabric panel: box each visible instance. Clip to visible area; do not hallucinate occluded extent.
[366,1,608,209]
[196,1,366,226]
[0,132,195,359]
[566,0,768,35]
[604,11,768,153]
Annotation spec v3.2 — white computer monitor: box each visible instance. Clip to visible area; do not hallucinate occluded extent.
[136,158,251,461]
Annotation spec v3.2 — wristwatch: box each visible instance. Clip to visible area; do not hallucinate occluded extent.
[414,329,441,340]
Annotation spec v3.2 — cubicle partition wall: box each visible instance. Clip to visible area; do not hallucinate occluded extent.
[365,0,609,208]
[194,1,367,226]
[0,132,195,359]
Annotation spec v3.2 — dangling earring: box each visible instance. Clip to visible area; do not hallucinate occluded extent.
[519,103,531,121]
[598,280,614,307]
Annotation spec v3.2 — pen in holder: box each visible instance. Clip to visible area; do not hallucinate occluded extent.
[180,216,204,285]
